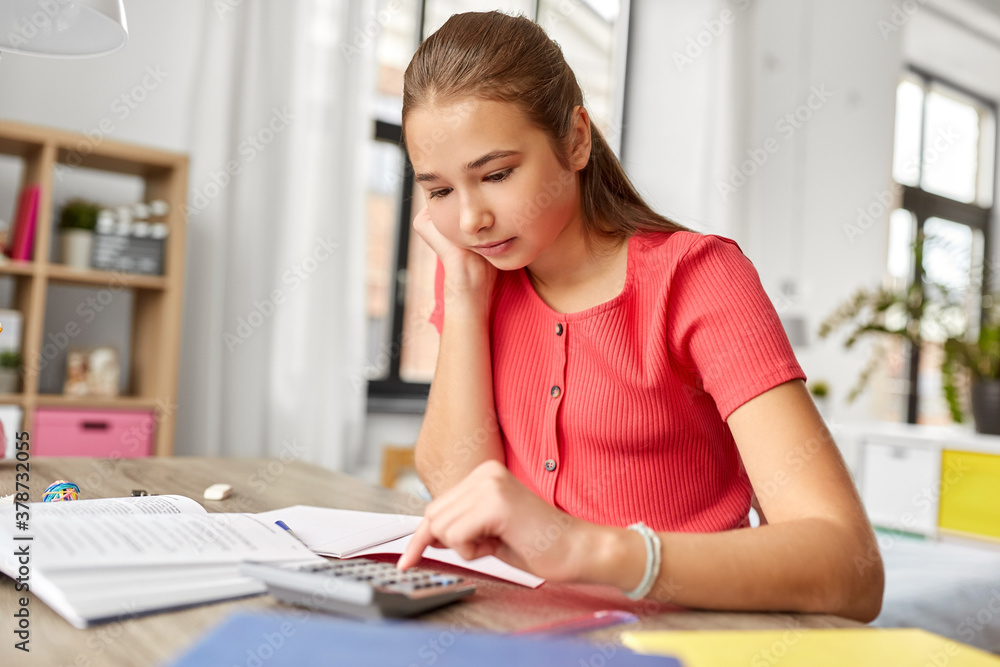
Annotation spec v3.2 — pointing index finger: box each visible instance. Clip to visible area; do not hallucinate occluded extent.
[397,518,434,570]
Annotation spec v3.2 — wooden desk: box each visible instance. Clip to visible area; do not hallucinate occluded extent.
[0,457,861,665]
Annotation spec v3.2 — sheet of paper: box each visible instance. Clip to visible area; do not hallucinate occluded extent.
[351,534,545,588]
[1,514,321,571]
[4,494,207,516]
[255,505,422,557]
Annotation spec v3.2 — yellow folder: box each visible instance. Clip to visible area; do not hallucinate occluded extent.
[621,628,1000,667]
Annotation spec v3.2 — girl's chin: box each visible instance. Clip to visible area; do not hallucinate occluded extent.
[484,255,529,271]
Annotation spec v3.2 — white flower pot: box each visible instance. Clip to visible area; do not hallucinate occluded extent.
[0,368,19,394]
[61,229,94,270]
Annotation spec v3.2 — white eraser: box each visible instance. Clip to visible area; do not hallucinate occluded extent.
[203,483,232,500]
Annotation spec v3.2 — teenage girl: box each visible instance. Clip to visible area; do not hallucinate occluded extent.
[395,11,884,622]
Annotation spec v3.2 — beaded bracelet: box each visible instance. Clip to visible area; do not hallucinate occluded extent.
[624,521,662,600]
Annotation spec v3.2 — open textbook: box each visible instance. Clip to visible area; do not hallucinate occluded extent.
[0,495,324,628]
[0,496,545,629]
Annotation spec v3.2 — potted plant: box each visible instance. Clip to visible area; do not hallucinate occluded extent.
[942,296,1000,434]
[817,231,966,412]
[59,199,100,270]
[808,380,831,420]
[0,350,22,394]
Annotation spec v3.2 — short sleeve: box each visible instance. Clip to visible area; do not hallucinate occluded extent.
[430,257,445,335]
[667,234,806,420]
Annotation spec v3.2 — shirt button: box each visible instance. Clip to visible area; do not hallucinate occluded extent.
[550,385,561,399]
[544,459,557,472]
[555,323,564,336]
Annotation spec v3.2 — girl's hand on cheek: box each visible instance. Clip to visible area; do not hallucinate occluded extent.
[413,204,497,299]
[397,460,591,583]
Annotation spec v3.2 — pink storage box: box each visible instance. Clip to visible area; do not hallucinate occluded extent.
[32,408,154,458]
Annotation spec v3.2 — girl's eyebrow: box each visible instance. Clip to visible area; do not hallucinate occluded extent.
[415,150,522,183]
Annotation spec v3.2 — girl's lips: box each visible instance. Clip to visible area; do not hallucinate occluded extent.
[474,237,515,257]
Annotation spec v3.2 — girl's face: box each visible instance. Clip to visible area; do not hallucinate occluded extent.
[405,98,587,271]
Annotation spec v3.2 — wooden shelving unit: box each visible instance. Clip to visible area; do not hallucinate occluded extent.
[0,119,187,456]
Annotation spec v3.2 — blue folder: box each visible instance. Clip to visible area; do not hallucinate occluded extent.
[168,611,681,666]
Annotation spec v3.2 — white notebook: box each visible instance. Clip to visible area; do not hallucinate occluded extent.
[256,505,544,588]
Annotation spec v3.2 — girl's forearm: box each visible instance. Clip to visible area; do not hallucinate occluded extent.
[580,518,884,623]
[416,299,505,497]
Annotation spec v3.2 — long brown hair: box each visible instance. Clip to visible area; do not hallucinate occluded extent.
[402,11,689,241]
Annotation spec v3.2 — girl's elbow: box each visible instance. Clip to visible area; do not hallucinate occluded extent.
[799,527,885,622]
[847,556,885,623]
[823,544,885,623]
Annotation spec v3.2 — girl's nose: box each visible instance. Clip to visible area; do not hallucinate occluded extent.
[458,198,494,236]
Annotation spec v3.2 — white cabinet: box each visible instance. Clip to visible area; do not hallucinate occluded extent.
[858,439,940,536]
[832,422,1000,541]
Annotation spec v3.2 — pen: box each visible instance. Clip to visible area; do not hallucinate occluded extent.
[274,520,307,546]
[511,610,639,636]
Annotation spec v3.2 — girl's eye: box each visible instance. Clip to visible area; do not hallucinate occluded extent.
[428,169,511,199]
[486,169,513,183]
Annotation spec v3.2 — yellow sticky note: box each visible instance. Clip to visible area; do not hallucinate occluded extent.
[621,628,1000,667]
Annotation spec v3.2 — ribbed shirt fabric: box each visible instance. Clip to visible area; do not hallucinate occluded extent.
[431,231,806,533]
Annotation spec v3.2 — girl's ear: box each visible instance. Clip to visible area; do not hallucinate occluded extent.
[567,105,592,172]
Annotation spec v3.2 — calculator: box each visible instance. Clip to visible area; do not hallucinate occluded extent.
[239,558,476,620]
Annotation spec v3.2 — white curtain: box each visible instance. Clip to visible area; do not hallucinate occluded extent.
[176,0,374,471]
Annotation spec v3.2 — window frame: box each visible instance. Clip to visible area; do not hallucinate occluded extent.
[366,0,633,412]
[897,65,997,424]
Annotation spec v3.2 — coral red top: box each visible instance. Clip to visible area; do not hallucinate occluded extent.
[431,231,806,533]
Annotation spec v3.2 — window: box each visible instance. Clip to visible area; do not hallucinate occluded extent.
[884,68,996,424]
[364,0,631,411]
